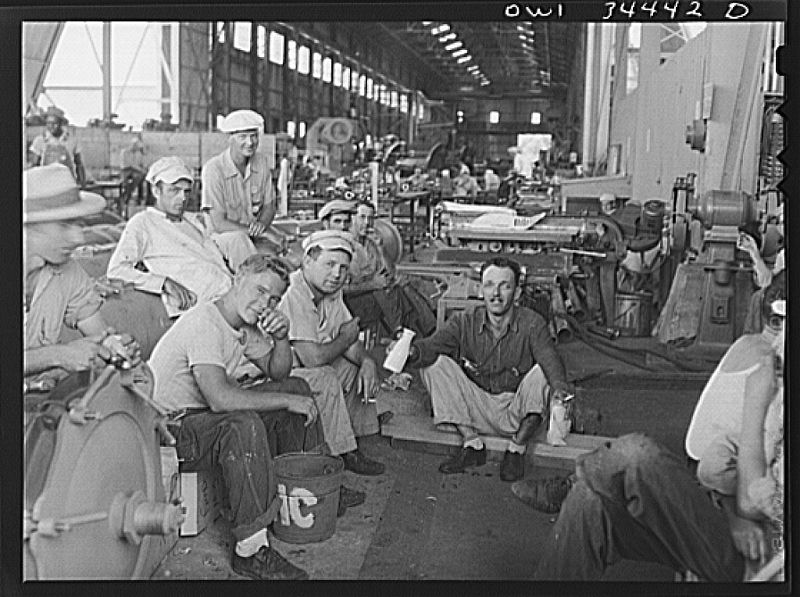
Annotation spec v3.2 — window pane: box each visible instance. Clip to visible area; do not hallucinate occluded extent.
[352,70,360,91]
[366,78,373,100]
[390,90,398,108]
[256,26,266,58]
[333,62,342,87]
[342,66,350,89]
[359,74,366,96]
[312,52,322,79]
[530,111,541,125]
[216,22,226,44]
[269,31,285,65]
[322,57,332,82]
[418,102,424,120]
[489,110,499,123]
[287,121,296,138]
[233,22,251,52]
[288,40,297,70]
[298,46,310,74]
[299,121,306,138]
[399,94,408,113]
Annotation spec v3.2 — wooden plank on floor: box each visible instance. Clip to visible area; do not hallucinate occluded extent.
[382,414,612,470]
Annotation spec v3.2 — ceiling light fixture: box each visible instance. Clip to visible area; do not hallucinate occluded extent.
[445,41,463,51]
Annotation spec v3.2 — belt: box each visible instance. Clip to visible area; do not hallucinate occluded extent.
[169,407,212,422]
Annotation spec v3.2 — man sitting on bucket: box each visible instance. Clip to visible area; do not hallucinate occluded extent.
[389,256,575,481]
[149,254,336,581]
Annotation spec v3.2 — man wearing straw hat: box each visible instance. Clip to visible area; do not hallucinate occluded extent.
[28,106,86,186]
[107,156,233,318]
[279,230,386,477]
[149,254,324,581]
[24,164,140,390]
[202,109,277,271]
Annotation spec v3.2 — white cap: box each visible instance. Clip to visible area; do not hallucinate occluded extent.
[302,230,354,257]
[146,156,194,185]
[219,109,264,133]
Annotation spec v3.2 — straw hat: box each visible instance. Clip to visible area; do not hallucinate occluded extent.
[23,164,105,223]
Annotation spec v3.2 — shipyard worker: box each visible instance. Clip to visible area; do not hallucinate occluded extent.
[149,254,329,581]
[319,198,356,232]
[279,230,386,477]
[29,106,86,186]
[738,220,785,334]
[24,164,140,390]
[389,256,573,482]
[107,156,233,318]
[529,292,785,582]
[343,200,436,337]
[453,164,480,199]
[202,109,276,271]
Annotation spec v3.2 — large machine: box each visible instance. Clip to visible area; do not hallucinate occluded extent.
[305,117,358,176]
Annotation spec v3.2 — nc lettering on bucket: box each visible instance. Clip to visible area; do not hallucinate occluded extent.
[278,485,318,529]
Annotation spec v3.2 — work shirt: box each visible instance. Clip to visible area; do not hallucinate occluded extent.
[279,269,353,368]
[24,259,103,383]
[410,305,568,395]
[453,175,480,198]
[149,302,273,413]
[201,148,273,228]
[29,129,81,179]
[106,207,232,318]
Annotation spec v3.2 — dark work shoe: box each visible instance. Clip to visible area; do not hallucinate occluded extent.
[231,546,309,581]
[500,450,525,482]
[511,474,575,514]
[438,445,487,474]
[342,450,385,476]
[337,485,366,517]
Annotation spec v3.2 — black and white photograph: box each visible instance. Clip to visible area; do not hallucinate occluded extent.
[17,2,788,588]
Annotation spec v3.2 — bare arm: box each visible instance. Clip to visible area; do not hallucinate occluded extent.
[292,335,353,368]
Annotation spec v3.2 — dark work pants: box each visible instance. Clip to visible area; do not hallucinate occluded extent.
[176,377,324,542]
[534,434,745,581]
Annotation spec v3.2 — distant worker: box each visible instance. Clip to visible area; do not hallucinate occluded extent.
[453,165,480,199]
[318,199,355,233]
[29,106,86,186]
[202,109,276,271]
[119,134,148,207]
[407,167,427,191]
[484,168,501,192]
[343,201,436,337]
[107,157,233,318]
[738,221,785,334]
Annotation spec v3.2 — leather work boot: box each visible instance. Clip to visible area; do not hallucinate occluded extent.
[342,450,385,476]
[499,450,525,482]
[231,546,309,581]
[438,445,487,474]
[510,474,576,514]
[337,485,366,517]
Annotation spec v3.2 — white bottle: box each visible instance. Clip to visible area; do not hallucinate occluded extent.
[383,328,416,373]
[546,397,571,446]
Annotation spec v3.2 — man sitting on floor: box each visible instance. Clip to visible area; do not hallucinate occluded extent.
[148,254,325,581]
[527,291,785,581]
[25,164,141,390]
[343,200,435,337]
[107,156,233,318]
[392,256,573,481]
[279,230,386,477]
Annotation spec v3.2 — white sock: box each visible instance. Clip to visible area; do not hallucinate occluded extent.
[507,440,526,454]
[463,436,484,450]
[235,528,269,558]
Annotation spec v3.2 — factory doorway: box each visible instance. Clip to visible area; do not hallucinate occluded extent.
[514,133,552,178]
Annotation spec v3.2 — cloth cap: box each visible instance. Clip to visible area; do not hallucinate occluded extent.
[146,156,194,185]
[459,165,470,176]
[318,199,356,220]
[599,192,616,204]
[24,164,105,223]
[302,230,354,257]
[220,109,264,133]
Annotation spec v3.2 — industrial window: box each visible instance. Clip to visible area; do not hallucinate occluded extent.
[215,22,226,44]
[288,40,297,70]
[256,26,266,59]
[298,45,310,74]
[322,57,332,82]
[418,102,424,120]
[333,62,342,87]
[342,66,350,89]
[457,109,464,123]
[358,74,366,96]
[530,111,541,125]
[400,94,408,113]
[390,91,398,108]
[269,31,285,65]
[299,121,307,138]
[489,110,500,124]
[626,24,641,94]
[366,78,373,100]
[312,52,322,79]
[233,22,251,52]
[287,121,296,138]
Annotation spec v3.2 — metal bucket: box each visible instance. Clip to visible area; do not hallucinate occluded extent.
[613,291,653,337]
[273,453,343,544]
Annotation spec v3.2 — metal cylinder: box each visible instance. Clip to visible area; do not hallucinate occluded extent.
[566,280,586,319]
[549,287,573,343]
[374,218,404,266]
[688,190,757,229]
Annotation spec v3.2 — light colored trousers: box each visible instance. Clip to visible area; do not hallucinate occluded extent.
[420,355,552,436]
[211,230,257,272]
[291,357,379,456]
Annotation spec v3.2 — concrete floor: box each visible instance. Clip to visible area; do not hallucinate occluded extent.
[153,334,712,582]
